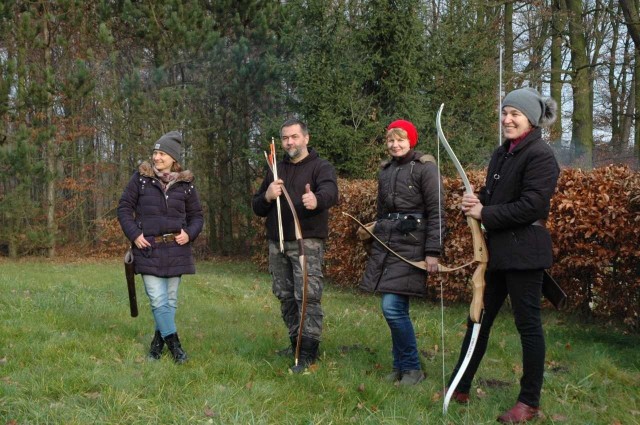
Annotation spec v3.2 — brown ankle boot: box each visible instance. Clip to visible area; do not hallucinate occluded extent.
[497,401,540,423]
[452,390,469,404]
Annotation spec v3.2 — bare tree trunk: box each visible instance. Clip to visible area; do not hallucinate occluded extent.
[621,73,634,144]
[636,49,640,166]
[43,13,57,258]
[619,0,640,166]
[610,2,623,151]
[564,0,594,167]
[620,0,640,47]
[550,0,567,144]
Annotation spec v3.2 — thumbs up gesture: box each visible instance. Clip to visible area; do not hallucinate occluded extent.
[302,183,318,210]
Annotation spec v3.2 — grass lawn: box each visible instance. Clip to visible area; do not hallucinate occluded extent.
[0,258,638,424]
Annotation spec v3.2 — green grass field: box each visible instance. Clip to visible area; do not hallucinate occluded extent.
[0,259,638,424]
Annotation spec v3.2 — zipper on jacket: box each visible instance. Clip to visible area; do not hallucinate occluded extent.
[149,177,174,211]
[390,166,400,210]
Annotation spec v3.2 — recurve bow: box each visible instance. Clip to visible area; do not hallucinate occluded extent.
[264,152,309,368]
[344,106,487,412]
[437,103,488,414]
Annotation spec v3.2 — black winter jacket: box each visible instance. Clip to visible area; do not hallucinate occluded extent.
[479,128,560,270]
[117,162,204,277]
[252,148,338,241]
[360,150,445,297]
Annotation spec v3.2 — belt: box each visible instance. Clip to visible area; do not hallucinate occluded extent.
[153,233,180,244]
[384,212,424,220]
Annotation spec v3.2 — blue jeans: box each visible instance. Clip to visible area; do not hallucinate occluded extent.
[142,275,181,338]
[381,293,421,372]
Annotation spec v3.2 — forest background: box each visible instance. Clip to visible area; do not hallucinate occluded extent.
[0,1,638,293]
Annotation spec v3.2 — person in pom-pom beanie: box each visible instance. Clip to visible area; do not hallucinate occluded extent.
[446,88,560,423]
[359,118,445,386]
[117,131,203,364]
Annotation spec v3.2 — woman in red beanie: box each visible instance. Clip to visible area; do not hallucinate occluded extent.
[360,119,445,385]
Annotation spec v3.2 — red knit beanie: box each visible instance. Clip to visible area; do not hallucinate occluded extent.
[387,119,418,148]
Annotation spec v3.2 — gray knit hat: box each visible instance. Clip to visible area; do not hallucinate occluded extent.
[502,87,558,128]
[153,131,183,162]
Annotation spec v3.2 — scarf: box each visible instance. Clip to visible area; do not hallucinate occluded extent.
[508,129,533,153]
[153,166,179,192]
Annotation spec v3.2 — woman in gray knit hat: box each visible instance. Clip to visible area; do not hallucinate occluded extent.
[446,88,560,423]
[117,131,203,364]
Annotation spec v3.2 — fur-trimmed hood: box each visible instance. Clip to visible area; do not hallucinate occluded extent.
[138,161,194,183]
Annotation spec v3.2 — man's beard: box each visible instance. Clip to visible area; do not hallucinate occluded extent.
[286,147,301,159]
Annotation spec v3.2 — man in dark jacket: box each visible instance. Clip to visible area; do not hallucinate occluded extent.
[252,118,338,373]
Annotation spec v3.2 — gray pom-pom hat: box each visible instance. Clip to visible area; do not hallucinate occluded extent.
[502,88,558,128]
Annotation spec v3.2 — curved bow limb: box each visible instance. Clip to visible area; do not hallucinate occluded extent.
[437,104,489,414]
[342,212,475,272]
[264,155,309,368]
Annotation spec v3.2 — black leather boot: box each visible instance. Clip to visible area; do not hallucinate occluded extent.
[164,333,188,364]
[291,337,319,374]
[148,330,165,360]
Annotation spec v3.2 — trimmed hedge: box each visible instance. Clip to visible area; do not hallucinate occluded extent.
[252,165,640,329]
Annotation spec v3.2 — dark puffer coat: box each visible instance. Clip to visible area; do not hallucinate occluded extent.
[360,150,445,297]
[480,128,560,270]
[117,162,204,277]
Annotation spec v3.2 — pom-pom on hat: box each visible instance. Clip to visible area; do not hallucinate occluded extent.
[387,119,418,148]
[153,131,183,162]
[502,88,558,128]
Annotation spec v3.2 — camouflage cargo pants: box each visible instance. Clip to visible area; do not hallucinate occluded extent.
[269,238,325,341]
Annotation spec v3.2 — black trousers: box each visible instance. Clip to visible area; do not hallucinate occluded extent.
[448,269,545,407]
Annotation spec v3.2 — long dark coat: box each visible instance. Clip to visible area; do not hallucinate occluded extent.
[360,150,445,297]
[117,162,204,277]
[479,128,560,270]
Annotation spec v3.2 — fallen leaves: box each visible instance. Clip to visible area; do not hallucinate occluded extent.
[203,406,217,417]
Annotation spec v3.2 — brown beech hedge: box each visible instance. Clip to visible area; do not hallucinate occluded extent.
[251,165,640,329]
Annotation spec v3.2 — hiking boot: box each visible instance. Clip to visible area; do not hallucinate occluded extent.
[148,330,164,360]
[290,337,319,374]
[399,369,425,386]
[164,333,188,364]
